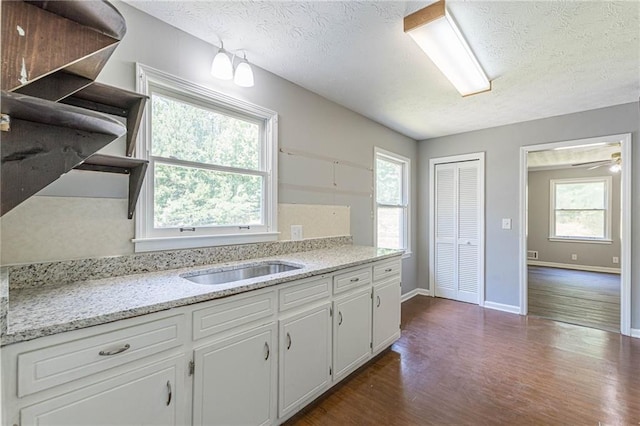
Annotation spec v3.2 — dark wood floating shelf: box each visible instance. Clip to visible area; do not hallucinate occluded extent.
[2,0,125,93]
[1,1,149,219]
[74,154,149,219]
[0,91,126,216]
[60,82,148,157]
[0,91,125,135]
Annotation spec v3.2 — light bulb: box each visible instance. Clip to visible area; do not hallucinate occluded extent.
[609,164,621,173]
[211,47,233,80]
[234,60,254,87]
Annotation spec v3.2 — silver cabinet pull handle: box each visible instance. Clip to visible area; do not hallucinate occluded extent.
[264,342,270,360]
[376,295,381,307]
[384,268,392,272]
[338,311,343,325]
[350,277,360,282]
[286,332,292,350]
[166,381,172,406]
[98,343,130,356]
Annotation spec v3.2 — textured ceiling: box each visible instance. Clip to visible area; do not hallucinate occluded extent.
[124,1,640,140]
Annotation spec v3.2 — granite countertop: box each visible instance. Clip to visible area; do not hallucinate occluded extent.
[4,245,401,345]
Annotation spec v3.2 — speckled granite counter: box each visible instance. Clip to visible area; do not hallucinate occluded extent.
[3,245,400,346]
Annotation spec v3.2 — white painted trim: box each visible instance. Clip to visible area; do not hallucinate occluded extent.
[547,237,612,245]
[401,288,431,302]
[133,232,280,253]
[429,152,485,306]
[519,133,632,335]
[548,176,613,241]
[631,329,640,339]
[527,260,620,275]
[373,147,411,253]
[519,147,528,315]
[483,301,521,315]
[619,135,632,336]
[134,63,279,252]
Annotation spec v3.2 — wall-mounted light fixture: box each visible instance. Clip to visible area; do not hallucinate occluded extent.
[404,0,490,96]
[211,41,233,80]
[233,52,254,88]
[211,42,255,87]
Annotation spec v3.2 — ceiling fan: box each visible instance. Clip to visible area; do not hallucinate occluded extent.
[572,152,621,172]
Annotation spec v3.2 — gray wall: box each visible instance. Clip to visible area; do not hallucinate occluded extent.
[0,2,419,293]
[528,167,621,268]
[417,102,639,329]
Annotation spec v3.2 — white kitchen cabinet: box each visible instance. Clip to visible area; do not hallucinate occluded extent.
[3,255,403,426]
[20,355,185,426]
[333,286,372,381]
[278,302,331,417]
[192,323,277,426]
[372,276,401,354]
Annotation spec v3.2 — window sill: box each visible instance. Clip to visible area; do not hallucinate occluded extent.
[133,232,280,253]
[548,237,613,245]
[401,250,413,259]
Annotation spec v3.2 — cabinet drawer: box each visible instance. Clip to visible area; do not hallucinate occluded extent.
[20,355,185,426]
[279,277,330,312]
[18,314,185,397]
[333,267,371,294]
[193,290,276,340]
[373,259,401,282]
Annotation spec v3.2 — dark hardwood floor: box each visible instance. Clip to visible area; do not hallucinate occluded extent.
[286,296,640,425]
[528,266,620,332]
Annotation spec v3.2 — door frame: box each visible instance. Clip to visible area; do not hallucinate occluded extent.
[429,152,485,306]
[518,133,632,335]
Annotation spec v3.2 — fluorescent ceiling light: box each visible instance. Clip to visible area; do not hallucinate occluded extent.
[404,0,490,96]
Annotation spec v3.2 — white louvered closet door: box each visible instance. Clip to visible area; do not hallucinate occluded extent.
[434,161,481,304]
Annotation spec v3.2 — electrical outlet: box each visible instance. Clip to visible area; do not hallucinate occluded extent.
[613,256,619,264]
[571,254,578,261]
[291,225,303,241]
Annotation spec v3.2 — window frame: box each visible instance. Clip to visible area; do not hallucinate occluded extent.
[374,147,411,256]
[134,63,278,252]
[548,176,612,244]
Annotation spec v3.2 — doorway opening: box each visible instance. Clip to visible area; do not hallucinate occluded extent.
[519,134,631,335]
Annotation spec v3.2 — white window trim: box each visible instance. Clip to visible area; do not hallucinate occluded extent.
[374,147,411,257]
[548,176,612,244]
[133,63,278,252]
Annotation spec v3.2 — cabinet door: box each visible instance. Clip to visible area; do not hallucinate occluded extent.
[20,355,184,426]
[279,302,331,417]
[193,323,276,426]
[333,287,372,381]
[373,277,401,353]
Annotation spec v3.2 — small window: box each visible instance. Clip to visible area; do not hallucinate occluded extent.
[375,148,410,254]
[135,65,278,252]
[549,177,612,241]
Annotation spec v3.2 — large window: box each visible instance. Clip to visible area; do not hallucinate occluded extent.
[549,177,612,242]
[135,65,278,252]
[375,148,410,254]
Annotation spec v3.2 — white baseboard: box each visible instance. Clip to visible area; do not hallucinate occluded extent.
[401,288,431,302]
[631,328,640,339]
[483,301,521,314]
[528,260,620,274]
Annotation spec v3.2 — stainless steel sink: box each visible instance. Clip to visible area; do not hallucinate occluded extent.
[181,262,302,285]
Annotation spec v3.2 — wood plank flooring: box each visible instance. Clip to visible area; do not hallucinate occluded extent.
[528,266,620,332]
[286,296,640,425]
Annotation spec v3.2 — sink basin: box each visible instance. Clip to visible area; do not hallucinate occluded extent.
[181,262,302,285]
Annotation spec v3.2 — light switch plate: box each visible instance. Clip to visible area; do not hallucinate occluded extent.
[501,218,512,230]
